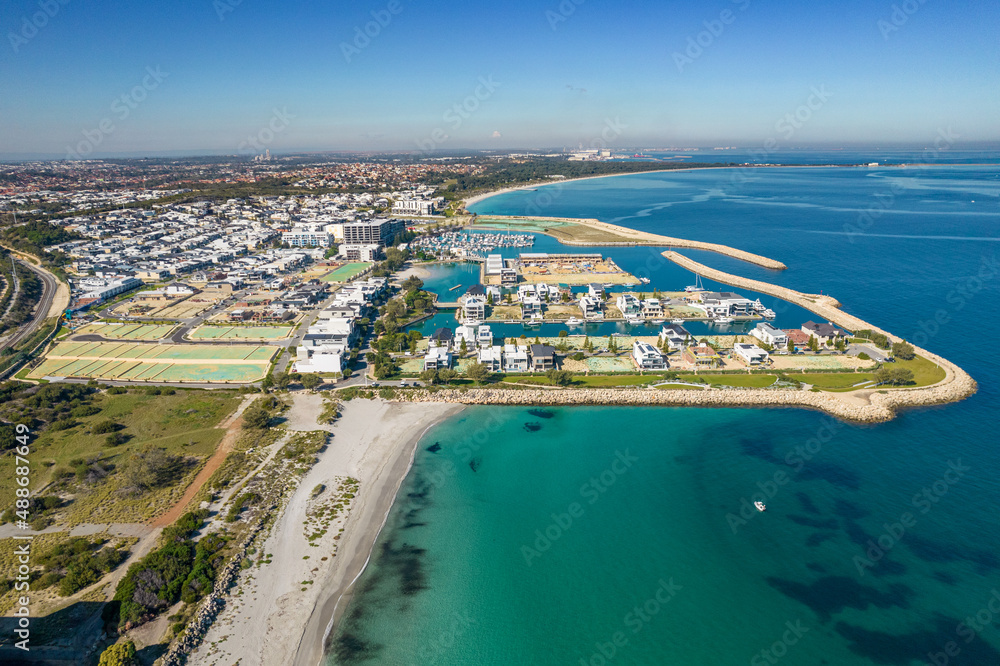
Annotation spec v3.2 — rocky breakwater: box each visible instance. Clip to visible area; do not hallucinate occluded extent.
[663,250,977,411]
[399,384,952,423]
[480,215,788,269]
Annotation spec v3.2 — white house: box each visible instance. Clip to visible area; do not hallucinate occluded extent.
[424,346,452,371]
[699,291,755,317]
[616,293,642,317]
[477,325,493,348]
[521,295,543,318]
[294,351,342,375]
[462,296,486,323]
[579,295,603,319]
[478,345,503,372]
[455,325,477,349]
[750,322,788,348]
[733,343,769,366]
[641,298,664,318]
[633,340,668,370]
[503,344,529,372]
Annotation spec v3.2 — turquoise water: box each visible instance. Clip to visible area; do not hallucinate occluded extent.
[330,165,1000,665]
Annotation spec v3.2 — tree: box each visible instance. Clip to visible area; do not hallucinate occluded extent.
[242,406,271,430]
[874,367,914,386]
[260,374,274,391]
[787,338,795,354]
[487,292,494,305]
[98,640,137,666]
[300,373,323,390]
[545,369,574,386]
[437,368,458,384]
[808,335,820,353]
[835,338,847,353]
[465,362,490,384]
[273,372,292,389]
[402,276,424,293]
[534,336,541,345]
[558,330,568,337]
[891,341,915,360]
[420,369,439,384]
[119,449,183,496]
[460,338,468,355]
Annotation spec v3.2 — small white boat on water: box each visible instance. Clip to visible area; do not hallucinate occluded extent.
[755,500,766,512]
[566,317,583,326]
[670,318,684,324]
[685,274,705,292]
[650,319,664,325]
[762,309,776,319]
[714,317,734,324]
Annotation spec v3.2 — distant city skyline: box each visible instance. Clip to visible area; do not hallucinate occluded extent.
[1,0,998,158]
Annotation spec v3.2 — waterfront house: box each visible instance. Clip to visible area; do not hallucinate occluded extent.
[429,327,454,350]
[801,321,845,344]
[659,323,692,350]
[733,342,769,366]
[462,296,486,323]
[633,340,668,370]
[477,325,493,348]
[588,283,605,299]
[500,267,518,287]
[579,295,603,319]
[478,345,504,372]
[521,295,543,318]
[503,344,529,372]
[699,291,755,317]
[455,325,477,350]
[641,298,664,318]
[530,344,556,372]
[750,322,788,348]
[616,293,642,317]
[684,344,722,368]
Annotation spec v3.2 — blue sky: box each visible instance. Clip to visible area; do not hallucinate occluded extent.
[1,0,998,157]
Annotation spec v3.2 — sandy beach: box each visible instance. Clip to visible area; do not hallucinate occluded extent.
[188,396,463,666]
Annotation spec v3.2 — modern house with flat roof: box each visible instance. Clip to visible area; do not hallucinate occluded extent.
[633,340,667,370]
[734,342,769,366]
[530,344,556,371]
[750,322,788,348]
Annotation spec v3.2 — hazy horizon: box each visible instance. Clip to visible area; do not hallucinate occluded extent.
[2,1,998,158]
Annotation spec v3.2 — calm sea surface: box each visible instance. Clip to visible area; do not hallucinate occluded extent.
[329,164,1000,665]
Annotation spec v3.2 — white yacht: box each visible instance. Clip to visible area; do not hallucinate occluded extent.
[566,317,583,326]
[754,501,766,512]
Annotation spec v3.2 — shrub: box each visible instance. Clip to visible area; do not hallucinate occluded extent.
[92,420,122,434]
[98,639,137,666]
[106,432,128,447]
[71,405,102,418]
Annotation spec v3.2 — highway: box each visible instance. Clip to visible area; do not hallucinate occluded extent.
[0,257,59,355]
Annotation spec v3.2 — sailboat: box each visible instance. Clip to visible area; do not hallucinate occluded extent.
[685,273,705,293]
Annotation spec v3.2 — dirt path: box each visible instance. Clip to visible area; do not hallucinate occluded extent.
[149,395,256,527]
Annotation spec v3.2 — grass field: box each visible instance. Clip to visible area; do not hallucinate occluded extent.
[27,342,277,382]
[321,262,372,282]
[72,323,177,340]
[679,373,779,388]
[188,325,294,341]
[0,390,242,525]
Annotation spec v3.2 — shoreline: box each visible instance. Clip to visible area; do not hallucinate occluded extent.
[186,397,463,666]
[291,400,464,666]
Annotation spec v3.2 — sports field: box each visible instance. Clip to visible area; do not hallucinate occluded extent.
[72,322,177,340]
[321,262,371,282]
[188,325,294,341]
[28,341,277,383]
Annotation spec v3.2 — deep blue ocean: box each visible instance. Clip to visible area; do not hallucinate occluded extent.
[328,164,1000,665]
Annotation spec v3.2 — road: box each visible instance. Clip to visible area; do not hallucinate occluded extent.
[0,256,59,354]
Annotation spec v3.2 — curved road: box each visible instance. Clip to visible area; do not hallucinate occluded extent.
[0,257,58,354]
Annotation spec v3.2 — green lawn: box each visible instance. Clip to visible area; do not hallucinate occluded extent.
[677,374,778,388]
[895,354,947,386]
[783,372,872,389]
